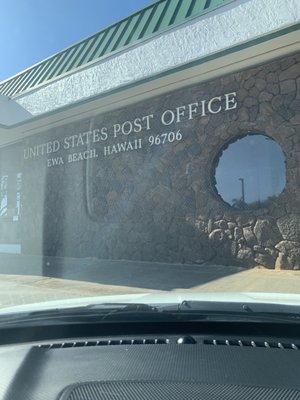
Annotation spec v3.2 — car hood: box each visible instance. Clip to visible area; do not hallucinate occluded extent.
[1,291,300,315]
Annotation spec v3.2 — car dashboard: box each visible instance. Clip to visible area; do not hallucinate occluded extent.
[0,319,299,399]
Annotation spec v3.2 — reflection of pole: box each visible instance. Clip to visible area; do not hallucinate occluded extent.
[239,178,245,203]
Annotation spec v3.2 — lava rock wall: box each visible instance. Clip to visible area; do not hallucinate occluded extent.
[3,52,299,269]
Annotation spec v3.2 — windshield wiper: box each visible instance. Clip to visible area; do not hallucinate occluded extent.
[173,300,300,324]
[0,300,299,328]
[0,303,168,327]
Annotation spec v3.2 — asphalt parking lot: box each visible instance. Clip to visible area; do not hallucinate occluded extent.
[0,254,299,308]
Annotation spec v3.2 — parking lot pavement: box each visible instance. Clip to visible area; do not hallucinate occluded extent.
[0,254,299,308]
[0,274,153,309]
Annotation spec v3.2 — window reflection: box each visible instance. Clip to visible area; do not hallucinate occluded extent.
[214,134,286,209]
[0,176,8,217]
[0,173,22,220]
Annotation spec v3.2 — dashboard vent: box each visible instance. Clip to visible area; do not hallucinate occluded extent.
[36,338,170,349]
[203,339,299,350]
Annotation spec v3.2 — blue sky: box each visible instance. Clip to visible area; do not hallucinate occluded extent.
[0,0,151,82]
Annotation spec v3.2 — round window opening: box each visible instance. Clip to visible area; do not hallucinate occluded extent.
[214,134,286,210]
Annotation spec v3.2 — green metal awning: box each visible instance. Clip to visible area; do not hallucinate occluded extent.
[0,0,232,98]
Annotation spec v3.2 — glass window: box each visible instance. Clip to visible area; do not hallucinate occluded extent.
[214,134,286,209]
[0,175,8,217]
[0,173,22,220]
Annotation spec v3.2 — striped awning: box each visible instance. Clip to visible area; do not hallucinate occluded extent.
[0,0,232,98]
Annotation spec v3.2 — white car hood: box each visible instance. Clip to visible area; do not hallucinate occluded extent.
[1,291,300,315]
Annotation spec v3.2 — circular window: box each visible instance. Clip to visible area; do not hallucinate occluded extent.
[214,134,286,209]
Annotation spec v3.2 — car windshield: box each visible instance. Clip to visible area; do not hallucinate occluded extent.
[0,0,299,315]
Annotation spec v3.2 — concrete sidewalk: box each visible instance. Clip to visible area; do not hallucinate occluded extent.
[0,262,299,309]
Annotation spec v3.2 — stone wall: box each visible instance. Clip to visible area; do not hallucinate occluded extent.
[2,52,299,269]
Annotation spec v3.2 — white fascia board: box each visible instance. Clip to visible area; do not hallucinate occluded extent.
[12,0,300,118]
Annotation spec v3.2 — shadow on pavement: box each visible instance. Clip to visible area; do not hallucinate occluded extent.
[0,254,245,291]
